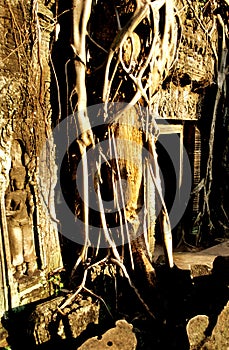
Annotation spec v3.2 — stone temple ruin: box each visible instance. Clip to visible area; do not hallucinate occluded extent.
[0,0,63,336]
[0,0,228,347]
[152,0,218,236]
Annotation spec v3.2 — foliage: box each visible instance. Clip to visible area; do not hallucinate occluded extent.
[48,273,64,295]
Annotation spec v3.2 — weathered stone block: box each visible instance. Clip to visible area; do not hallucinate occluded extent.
[186,314,209,349]
[202,301,229,350]
[78,319,137,350]
[186,302,229,350]
[30,295,100,345]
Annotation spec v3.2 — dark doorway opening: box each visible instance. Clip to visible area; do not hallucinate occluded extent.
[155,123,184,247]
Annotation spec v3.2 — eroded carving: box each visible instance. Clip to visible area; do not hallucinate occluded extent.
[5,149,38,281]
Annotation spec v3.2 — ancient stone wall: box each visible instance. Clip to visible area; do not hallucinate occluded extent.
[0,0,62,333]
[152,0,218,121]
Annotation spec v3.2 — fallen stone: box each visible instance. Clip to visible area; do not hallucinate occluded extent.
[78,319,137,350]
[186,314,209,349]
[186,301,229,350]
[201,301,229,350]
[30,294,100,345]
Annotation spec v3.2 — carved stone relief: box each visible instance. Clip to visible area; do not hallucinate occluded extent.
[0,1,63,336]
[5,163,38,281]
